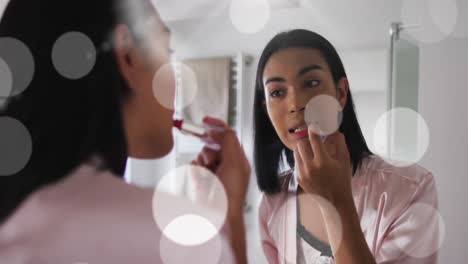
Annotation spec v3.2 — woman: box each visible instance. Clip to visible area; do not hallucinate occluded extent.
[254,29,439,264]
[0,0,250,263]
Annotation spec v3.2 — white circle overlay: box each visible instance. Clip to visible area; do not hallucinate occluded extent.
[373,107,430,167]
[391,203,445,258]
[152,165,228,246]
[229,0,270,34]
[153,62,198,111]
[159,229,223,264]
[401,0,458,43]
[305,94,343,137]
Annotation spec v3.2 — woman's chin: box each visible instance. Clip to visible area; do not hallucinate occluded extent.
[128,135,174,159]
[154,136,174,158]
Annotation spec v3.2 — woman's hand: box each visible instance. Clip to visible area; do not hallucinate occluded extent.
[295,127,376,264]
[191,116,250,264]
[191,116,251,216]
[294,126,353,206]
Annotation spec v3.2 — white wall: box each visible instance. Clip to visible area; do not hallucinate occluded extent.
[418,36,468,263]
[353,91,388,151]
[340,48,388,92]
[126,151,176,187]
[341,49,389,152]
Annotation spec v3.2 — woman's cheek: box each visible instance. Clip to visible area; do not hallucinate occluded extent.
[267,102,291,142]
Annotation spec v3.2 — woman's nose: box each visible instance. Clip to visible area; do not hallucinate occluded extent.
[290,105,305,113]
[288,92,306,113]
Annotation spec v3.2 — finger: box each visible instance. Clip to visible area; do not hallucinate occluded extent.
[333,133,351,163]
[322,136,337,159]
[202,117,229,144]
[188,164,205,191]
[204,125,225,142]
[196,154,205,167]
[294,147,306,185]
[206,128,240,157]
[293,146,303,173]
[203,116,229,130]
[200,147,218,167]
[202,117,244,168]
[204,131,219,144]
[296,137,314,161]
[308,125,328,163]
[202,116,235,141]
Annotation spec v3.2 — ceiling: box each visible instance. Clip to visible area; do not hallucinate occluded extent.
[154,0,406,51]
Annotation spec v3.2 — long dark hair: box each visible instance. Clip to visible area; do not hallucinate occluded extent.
[0,0,152,222]
[254,29,372,195]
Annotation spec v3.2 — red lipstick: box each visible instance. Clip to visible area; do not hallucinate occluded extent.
[173,119,206,137]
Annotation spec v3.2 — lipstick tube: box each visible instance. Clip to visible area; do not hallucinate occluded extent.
[173,119,221,151]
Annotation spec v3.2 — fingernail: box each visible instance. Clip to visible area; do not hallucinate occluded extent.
[307,124,316,134]
[320,135,328,142]
[205,142,221,151]
[203,123,225,132]
[202,155,209,164]
[201,136,214,144]
[202,116,216,124]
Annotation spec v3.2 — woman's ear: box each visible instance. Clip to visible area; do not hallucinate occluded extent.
[336,77,349,109]
[113,24,136,90]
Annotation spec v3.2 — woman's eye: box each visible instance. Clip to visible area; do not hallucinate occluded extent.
[270,90,284,98]
[305,80,320,88]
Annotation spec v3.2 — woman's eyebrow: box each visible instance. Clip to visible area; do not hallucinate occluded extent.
[297,64,323,77]
[264,77,286,86]
[264,64,323,86]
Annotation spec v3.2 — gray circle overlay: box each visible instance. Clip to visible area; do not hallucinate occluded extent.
[0,37,35,97]
[52,32,97,79]
[0,57,13,98]
[0,117,33,176]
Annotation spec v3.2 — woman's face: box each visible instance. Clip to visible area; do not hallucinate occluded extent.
[115,10,175,159]
[262,48,348,151]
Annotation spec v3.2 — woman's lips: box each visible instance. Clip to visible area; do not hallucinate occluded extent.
[291,128,308,138]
